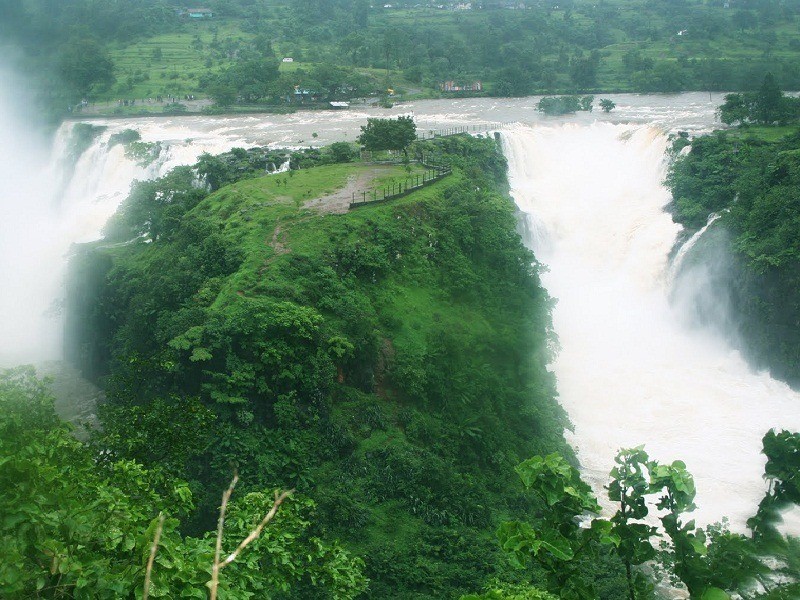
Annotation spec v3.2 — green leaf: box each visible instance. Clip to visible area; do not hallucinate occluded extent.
[497,521,541,566]
[540,532,574,561]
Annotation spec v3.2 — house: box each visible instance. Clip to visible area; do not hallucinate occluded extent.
[187,8,213,18]
[440,80,483,92]
[293,86,319,102]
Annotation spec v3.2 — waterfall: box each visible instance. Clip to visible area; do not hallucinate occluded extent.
[0,116,237,367]
[503,123,800,531]
[668,211,722,285]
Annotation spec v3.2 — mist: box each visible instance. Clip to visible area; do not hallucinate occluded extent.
[0,65,64,367]
[670,215,739,343]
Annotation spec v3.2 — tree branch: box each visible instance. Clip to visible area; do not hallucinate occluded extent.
[219,489,294,570]
[143,512,165,600]
[210,472,238,600]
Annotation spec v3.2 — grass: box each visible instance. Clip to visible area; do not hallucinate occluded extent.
[724,124,800,143]
[187,161,430,304]
[203,161,454,308]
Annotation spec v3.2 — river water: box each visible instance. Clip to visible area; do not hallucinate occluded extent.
[2,91,797,530]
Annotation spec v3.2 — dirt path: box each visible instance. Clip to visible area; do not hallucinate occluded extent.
[302,166,399,214]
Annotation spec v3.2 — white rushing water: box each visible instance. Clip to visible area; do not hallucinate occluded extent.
[0,108,248,367]
[504,123,800,531]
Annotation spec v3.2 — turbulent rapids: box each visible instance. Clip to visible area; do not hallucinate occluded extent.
[504,123,800,530]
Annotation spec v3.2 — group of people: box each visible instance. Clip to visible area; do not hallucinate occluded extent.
[115,94,196,106]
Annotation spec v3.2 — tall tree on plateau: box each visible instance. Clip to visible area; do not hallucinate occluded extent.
[58,36,115,100]
[357,116,417,158]
[755,72,782,124]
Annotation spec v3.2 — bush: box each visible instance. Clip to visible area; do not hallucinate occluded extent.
[108,128,141,148]
[163,102,188,114]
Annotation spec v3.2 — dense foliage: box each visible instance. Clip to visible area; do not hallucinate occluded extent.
[0,367,367,598]
[536,95,594,115]
[65,135,581,598]
[718,73,800,126]
[358,116,417,156]
[667,118,800,387]
[491,436,800,600]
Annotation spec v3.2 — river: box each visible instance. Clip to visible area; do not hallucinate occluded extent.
[2,91,797,531]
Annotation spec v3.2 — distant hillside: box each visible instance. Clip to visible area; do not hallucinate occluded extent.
[5,0,800,120]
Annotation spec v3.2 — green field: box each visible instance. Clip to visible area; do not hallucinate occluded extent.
[92,0,800,108]
[8,0,800,122]
[723,124,800,142]
[105,21,247,101]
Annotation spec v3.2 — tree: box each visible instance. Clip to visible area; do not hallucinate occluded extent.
[717,76,798,126]
[497,454,619,599]
[648,459,711,596]
[462,583,558,600]
[58,36,115,100]
[357,116,417,157]
[732,10,757,32]
[329,141,356,163]
[208,81,237,107]
[537,96,581,115]
[749,430,800,540]
[600,99,616,113]
[103,166,206,241]
[718,93,750,125]
[0,367,368,598]
[754,72,783,124]
[570,50,601,90]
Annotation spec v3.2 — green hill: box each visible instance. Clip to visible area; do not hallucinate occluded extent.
[64,135,602,597]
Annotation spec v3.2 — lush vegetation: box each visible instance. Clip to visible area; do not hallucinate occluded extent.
[6,358,800,598]
[536,95,594,115]
[0,366,367,598]
[358,116,417,156]
[718,73,800,125]
[667,90,800,387]
[4,100,800,596]
[5,0,800,120]
[60,134,596,598]
[495,437,800,600]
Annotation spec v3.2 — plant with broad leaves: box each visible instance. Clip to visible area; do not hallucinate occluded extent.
[497,453,618,599]
[0,368,367,599]
[608,447,657,600]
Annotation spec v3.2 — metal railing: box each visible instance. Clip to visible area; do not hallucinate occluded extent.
[349,166,452,209]
[416,121,513,139]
